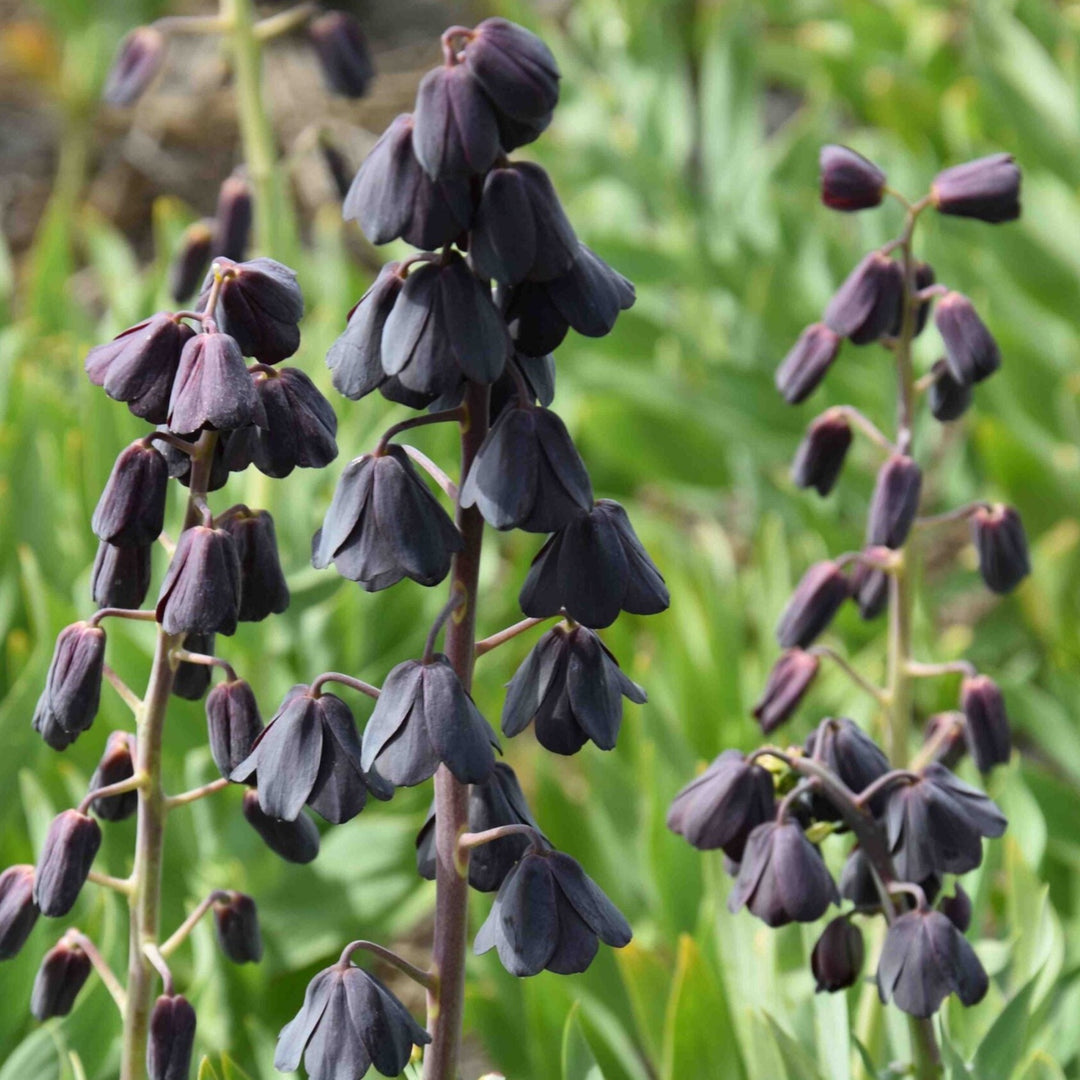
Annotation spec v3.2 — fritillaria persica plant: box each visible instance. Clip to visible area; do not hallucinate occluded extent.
[1,11,665,1080]
[669,146,1025,1076]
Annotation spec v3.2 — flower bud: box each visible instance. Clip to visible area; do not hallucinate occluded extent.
[33,810,102,918]
[971,504,1030,595]
[199,258,304,365]
[667,750,775,861]
[960,674,1011,772]
[211,176,253,263]
[805,718,889,818]
[309,11,375,98]
[89,731,138,822]
[819,145,886,211]
[156,526,242,636]
[167,331,266,436]
[934,291,1000,385]
[927,358,972,422]
[824,251,903,344]
[0,865,39,959]
[792,409,852,496]
[206,678,263,778]
[169,220,213,303]
[839,847,879,909]
[92,440,169,547]
[852,562,889,621]
[812,916,864,992]
[102,26,165,106]
[30,938,92,1020]
[931,153,1020,224]
[752,649,819,733]
[92,541,152,610]
[866,454,922,549]
[172,632,214,701]
[242,789,320,864]
[213,891,262,964]
[413,62,501,179]
[775,560,850,649]
[939,884,973,933]
[148,994,197,1080]
[775,324,840,404]
[217,507,289,622]
[32,621,107,750]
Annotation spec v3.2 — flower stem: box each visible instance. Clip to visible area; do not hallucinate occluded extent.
[424,381,490,1080]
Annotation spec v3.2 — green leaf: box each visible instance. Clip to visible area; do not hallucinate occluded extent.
[196,1058,222,1080]
[1015,1051,1067,1080]
[562,1003,606,1080]
[971,976,1038,1080]
[220,1053,255,1080]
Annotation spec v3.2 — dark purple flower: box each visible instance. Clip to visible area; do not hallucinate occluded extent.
[939,884,973,933]
[792,409,852,495]
[824,251,904,344]
[819,145,886,211]
[884,763,1007,882]
[206,678,264,779]
[211,175,252,262]
[167,332,265,435]
[934,292,1000,385]
[839,846,880,909]
[852,562,889,621]
[200,257,304,364]
[866,454,922,549]
[343,117,472,250]
[102,26,165,106]
[509,244,636,357]
[911,261,936,337]
[931,153,1020,224]
[471,161,577,285]
[417,762,540,892]
[169,220,213,303]
[877,909,988,1017]
[85,313,194,424]
[33,810,102,918]
[172,632,215,701]
[489,351,556,417]
[667,750,775,861]
[502,623,646,754]
[775,560,850,649]
[459,18,559,149]
[92,541,151,610]
[156,526,242,636]
[753,649,820,733]
[217,507,290,622]
[412,62,500,179]
[728,819,838,927]
[927,358,972,422]
[233,686,390,824]
[275,962,430,1079]
[361,656,499,787]
[223,366,338,478]
[309,11,375,99]
[312,448,463,591]
[31,938,92,1020]
[775,324,842,405]
[805,717,890,818]
[474,848,631,976]
[519,499,669,629]
[326,264,404,401]
[32,621,106,750]
[92,440,169,547]
[213,891,262,964]
[88,731,138,822]
[960,675,1011,772]
[242,789,320,864]
[812,916,864,992]
[971,504,1029,595]
[0,865,39,960]
[460,404,593,533]
[159,430,230,493]
[148,994,197,1080]
[381,252,509,396]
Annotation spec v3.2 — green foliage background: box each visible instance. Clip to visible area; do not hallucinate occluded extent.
[2,0,1080,1077]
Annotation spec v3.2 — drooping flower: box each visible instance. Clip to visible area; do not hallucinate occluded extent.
[811,916,864,992]
[241,789,320,864]
[205,678,264,778]
[30,938,92,1020]
[156,526,242,636]
[88,731,138,822]
[775,560,849,649]
[0,865,39,960]
[970,504,1029,595]
[819,145,886,211]
[213,891,263,964]
[217,507,290,622]
[91,440,169,546]
[309,11,375,98]
[931,153,1021,224]
[33,810,102,918]
[32,622,107,750]
[753,649,820,733]
[147,994,197,1080]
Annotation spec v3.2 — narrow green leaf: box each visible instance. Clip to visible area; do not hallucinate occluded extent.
[562,1002,606,1080]
[971,976,1038,1080]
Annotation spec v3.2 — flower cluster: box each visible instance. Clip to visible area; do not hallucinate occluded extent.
[670,146,1024,1026]
[271,15,666,1077]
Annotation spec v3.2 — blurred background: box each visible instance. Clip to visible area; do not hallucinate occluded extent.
[2,0,1080,1077]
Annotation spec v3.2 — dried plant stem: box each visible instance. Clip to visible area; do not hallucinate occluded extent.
[120,430,218,1080]
[424,382,490,1080]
